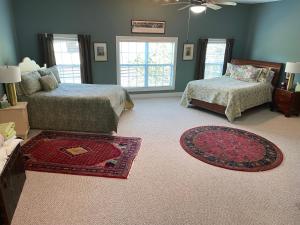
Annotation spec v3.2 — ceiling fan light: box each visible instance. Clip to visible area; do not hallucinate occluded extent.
[190,6,206,14]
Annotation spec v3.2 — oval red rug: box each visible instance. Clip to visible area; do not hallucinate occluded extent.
[180,126,283,172]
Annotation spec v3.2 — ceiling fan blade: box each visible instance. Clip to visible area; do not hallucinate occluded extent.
[210,0,237,6]
[204,3,222,10]
[217,2,237,6]
[178,4,193,11]
[162,2,190,6]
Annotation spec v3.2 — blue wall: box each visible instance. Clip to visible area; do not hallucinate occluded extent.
[13,0,253,92]
[0,0,18,96]
[246,0,300,82]
[4,0,300,93]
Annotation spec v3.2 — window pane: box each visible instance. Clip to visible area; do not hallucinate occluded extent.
[118,38,177,90]
[204,40,226,79]
[120,66,145,88]
[148,65,172,87]
[148,42,175,64]
[53,37,81,84]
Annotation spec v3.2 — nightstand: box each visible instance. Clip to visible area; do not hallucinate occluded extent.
[274,88,300,117]
[0,102,30,139]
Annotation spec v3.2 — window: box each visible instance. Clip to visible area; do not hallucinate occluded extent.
[204,39,226,79]
[116,36,178,91]
[53,34,81,83]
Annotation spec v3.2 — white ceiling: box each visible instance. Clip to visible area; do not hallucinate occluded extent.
[235,0,281,3]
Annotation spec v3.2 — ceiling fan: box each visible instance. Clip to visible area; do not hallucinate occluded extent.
[162,0,238,13]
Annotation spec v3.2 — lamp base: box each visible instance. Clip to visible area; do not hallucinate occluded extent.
[287,73,295,91]
[5,83,18,106]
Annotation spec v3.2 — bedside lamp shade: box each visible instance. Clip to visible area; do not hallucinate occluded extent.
[0,66,21,83]
[285,62,300,74]
[0,66,21,106]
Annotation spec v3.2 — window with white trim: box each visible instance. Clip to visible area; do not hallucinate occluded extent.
[53,34,81,83]
[116,36,178,91]
[204,39,226,79]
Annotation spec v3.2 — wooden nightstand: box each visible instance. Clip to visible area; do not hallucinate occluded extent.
[0,102,30,139]
[274,88,300,117]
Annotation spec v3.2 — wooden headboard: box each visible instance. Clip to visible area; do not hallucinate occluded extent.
[231,59,283,87]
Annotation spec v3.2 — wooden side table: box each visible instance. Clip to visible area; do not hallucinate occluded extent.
[274,88,300,117]
[0,144,26,225]
[0,102,30,139]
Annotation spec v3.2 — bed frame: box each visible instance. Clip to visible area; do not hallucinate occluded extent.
[19,57,46,73]
[190,59,283,115]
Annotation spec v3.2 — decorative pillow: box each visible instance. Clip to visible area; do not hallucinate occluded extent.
[225,63,240,76]
[15,82,24,96]
[257,68,273,83]
[39,73,59,91]
[39,66,61,83]
[20,71,42,96]
[266,70,275,84]
[230,65,262,82]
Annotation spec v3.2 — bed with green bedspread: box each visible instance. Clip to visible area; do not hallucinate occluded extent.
[19,83,134,133]
[181,76,273,122]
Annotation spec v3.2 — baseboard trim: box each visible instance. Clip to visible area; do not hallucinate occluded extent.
[131,92,183,99]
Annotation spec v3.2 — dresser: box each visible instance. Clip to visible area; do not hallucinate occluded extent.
[274,88,300,117]
[0,102,30,139]
[0,144,26,225]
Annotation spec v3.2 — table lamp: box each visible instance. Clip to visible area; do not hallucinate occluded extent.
[0,66,21,106]
[285,62,300,91]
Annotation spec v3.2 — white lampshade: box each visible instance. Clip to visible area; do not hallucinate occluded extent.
[285,62,300,73]
[0,66,21,83]
[190,6,206,14]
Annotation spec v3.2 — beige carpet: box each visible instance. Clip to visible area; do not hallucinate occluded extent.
[12,97,300,225]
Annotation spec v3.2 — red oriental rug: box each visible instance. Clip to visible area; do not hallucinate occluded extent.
[180,126,283,172]
[21,131,142,179]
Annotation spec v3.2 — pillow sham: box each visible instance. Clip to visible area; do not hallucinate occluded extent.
[39,66,61,83]
[39,73,59,91]
[230,65,262,82]
[266,70,275,84]
[257,68,273,83]
[15,82,24,96]
[225,63,239,76]
[20,71,42,96]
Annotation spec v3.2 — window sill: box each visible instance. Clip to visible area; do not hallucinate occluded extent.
[124,86,175,93]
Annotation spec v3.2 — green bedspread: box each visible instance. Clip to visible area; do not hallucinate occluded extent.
[19,83,134,133]
[181,76,273,122]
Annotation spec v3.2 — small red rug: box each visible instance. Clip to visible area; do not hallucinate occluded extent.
[21,131,142,179]
[180,126,283,172]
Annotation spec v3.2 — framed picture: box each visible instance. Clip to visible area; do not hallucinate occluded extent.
[94,43,108,62]
[131,20,166,34]
[183,44,194,61]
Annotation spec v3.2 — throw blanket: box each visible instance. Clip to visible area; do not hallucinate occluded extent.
[0,122,16,140]
[181,77,273,122]
[19,84,134,133]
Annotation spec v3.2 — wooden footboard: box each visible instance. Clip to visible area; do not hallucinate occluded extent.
[190,99,226,115]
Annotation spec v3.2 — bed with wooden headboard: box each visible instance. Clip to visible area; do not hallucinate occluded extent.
[181,59,282,122]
